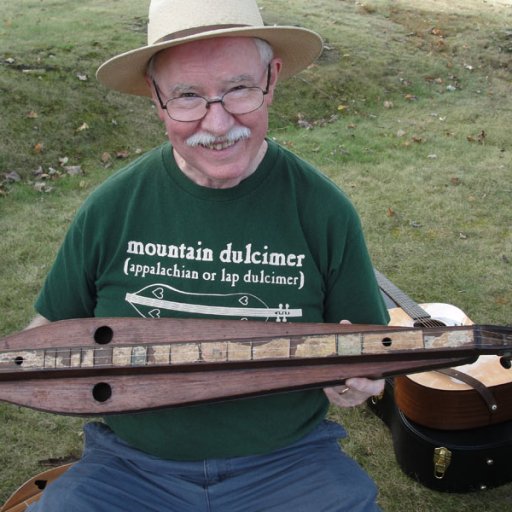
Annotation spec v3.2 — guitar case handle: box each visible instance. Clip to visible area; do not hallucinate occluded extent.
[437,368,498,413]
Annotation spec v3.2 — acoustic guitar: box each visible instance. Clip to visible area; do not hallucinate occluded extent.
[0,465,72,512]
[375,269,512,430]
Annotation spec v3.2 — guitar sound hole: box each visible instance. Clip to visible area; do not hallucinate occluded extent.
[381,337,392,347]
[35,479,48,490]
[92,382,112,403]
[413,319,446,328]
[500,357,512,370]
[94,326,113,345]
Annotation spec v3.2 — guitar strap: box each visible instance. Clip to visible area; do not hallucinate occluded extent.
[437,368,498,414]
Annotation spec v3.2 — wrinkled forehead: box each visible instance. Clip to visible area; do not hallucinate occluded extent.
[150,36,267,79]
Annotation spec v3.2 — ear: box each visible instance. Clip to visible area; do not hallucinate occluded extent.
[265,57,282,105]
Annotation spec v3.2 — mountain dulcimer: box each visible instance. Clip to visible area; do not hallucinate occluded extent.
[0,317,510,415]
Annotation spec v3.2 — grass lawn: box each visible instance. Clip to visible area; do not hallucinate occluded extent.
[1,0,511,509]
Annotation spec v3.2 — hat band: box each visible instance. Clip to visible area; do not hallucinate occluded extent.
[154,24,254,44]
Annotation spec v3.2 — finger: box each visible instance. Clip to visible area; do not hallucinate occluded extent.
[324,385,369,408]
[345,377,385,396]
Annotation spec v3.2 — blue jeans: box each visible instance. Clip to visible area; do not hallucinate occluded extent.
[29,420,380,512]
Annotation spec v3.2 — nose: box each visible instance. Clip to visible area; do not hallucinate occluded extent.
[200,100,235,135]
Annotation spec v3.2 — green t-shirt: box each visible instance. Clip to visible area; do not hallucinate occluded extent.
[36,140,388,460]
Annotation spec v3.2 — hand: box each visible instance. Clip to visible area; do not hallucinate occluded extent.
[324,377,385,408]
[323,319,384,407]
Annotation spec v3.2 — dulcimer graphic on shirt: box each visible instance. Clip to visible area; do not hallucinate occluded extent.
[0,318,511,416]
[125,283,302,322]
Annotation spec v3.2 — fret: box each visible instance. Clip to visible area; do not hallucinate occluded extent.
[200,341,228,363]
[147,345,170,365]
[112,346,133,367]
[252,338,290,360]
[336,334,361,356]
[44,349,58,368]
[295,335,337,358]
[130,346,147,366]
[226,340,252,362]
[81,348,95,367]
[171,342,200,364]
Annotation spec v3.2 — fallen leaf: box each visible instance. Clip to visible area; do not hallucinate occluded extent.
[297,113,313,129]
[115,150,130,159]
[101,152,112,163]
[467,130,486,144]
[47,167,61,179]
[26,111,38,119]
[76,122,89,132]
[396,129,406,138]
[383,100,394,109]
[34,142,44,153]
[5,171,21,182]
[404,94,417,101]
[34,182,53,193]
[411,135,423,143]
[76,72,88,81]
[386,207,395,217]
[64,165,83,176]
[450,177,461,186]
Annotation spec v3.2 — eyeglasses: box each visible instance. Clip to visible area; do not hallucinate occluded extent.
[152,65,271,122]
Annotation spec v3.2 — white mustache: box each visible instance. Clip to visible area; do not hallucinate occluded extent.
[186,127,251,147]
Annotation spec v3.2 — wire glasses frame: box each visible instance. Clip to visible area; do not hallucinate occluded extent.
[152,64,271,122]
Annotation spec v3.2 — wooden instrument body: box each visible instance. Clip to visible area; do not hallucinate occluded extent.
[2,317,504,415]
[0,464,72,512]
[1,315,511,510]
[389,303,512,429]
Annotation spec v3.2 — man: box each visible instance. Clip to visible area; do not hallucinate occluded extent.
[27,1,389,510]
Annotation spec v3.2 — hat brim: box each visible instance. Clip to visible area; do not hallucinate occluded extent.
[96,25,323,96]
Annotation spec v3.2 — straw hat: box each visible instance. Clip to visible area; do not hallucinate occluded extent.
[96,0,323,96]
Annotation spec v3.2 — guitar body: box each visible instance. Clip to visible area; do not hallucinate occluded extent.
[0,464,72,512]
[371,271,512,491]
[369,379,512,492]
[388,303,512,429]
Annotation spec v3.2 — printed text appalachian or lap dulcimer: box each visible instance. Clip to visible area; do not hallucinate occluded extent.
[0,318,510,415]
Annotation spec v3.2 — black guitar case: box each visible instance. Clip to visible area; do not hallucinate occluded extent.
[368,378,512,492]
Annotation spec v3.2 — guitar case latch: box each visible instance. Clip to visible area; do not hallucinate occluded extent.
[433,446,452,479]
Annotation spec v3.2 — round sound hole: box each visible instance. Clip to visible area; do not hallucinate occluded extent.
[94,326,113,345]
[92,382,112,403]
[500,357,512,370]
[381,337,392,347]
